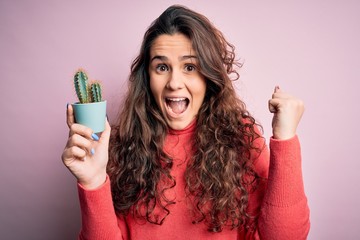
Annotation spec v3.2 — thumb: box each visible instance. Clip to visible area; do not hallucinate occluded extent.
[274,85,281,93]
[99,119,111,144]
[269,86,281,113]
[66,103,75,128]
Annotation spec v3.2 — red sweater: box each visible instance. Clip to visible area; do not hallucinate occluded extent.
[78,122,310,240]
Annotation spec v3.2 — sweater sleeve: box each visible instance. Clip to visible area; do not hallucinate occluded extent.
[257,135,310,240]
[77,175,123,240]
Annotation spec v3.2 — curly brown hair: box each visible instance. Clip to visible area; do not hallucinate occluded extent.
[108,5,264,233]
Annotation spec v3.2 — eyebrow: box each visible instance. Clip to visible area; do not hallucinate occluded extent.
[150,55,198,63]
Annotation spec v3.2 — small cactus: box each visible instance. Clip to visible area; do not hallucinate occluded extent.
[74,70,89,103]
[90,82,102,102]
[74,69,103,103]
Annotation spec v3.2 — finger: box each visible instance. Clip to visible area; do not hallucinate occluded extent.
[67,134,94,154]
[268,98,280,113]
[70,123,100,142]
[62,146,87,163]
[66,104,75,128]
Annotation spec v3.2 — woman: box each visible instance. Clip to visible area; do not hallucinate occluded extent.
[62,5,310,240]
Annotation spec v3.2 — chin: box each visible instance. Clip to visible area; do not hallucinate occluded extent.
[166,119,191,130]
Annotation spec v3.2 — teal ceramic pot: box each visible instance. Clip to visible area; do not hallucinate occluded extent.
[72,101,107,133]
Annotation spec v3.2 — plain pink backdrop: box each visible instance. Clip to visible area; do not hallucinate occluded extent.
[1,0,359,239]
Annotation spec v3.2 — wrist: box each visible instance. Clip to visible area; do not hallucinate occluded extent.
[78,173,107,190]
[273,130,296,140]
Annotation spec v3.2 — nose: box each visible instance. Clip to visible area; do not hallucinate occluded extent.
[166,69,185,90]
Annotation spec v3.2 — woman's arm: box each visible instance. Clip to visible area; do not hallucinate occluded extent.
[252,87,310,239]
[61,105,123,239]
[257,136,310,240]
[78,176,123,240]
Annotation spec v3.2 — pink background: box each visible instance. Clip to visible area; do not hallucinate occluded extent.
[1,0,359,239]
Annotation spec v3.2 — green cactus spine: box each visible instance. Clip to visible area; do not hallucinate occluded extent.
[73,69,103,103]
[90,82,102,102]
[74,70,89,103]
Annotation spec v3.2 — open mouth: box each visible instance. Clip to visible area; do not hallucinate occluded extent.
[165,97,189,115]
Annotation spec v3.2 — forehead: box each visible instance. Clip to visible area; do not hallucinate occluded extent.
[150,33,195,57]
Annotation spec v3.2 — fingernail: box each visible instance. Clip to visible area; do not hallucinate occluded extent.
[90,148,95,155]
[91,133,99,141]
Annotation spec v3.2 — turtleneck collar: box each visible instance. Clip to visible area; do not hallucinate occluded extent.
[168,119,197,135]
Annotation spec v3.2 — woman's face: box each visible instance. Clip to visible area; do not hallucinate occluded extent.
[149,33,206,130]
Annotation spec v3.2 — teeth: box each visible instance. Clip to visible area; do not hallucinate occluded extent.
[166,97,186,102]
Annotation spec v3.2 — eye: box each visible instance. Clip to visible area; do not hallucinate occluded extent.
[185,64,196,72]
[156,64,169,72]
